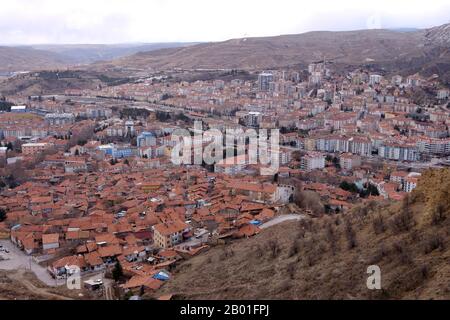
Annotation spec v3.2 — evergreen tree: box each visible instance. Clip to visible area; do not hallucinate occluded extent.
[112,262,123,282]
[0,208,7,222]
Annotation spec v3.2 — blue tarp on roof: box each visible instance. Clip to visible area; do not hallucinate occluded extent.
[249,220,261,225]
[153,271,170,281]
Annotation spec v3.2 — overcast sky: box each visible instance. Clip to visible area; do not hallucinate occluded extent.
[1,0,449,45]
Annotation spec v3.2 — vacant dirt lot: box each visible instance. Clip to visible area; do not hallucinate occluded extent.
[0,240,65,286]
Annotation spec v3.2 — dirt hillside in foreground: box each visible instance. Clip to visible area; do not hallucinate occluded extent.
[157,169,450,300]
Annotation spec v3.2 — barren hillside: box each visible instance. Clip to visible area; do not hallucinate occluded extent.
[156,169,450,300]
[0,47,71,73]
[110,25,448,72]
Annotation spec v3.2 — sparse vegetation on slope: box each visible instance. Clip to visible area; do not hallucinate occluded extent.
[156,169,450,300]
[111,24,450,82]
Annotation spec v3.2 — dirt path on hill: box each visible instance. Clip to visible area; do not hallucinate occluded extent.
[7,269,73,300]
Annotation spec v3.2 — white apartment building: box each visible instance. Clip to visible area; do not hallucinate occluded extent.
[301,152,325,171]
[404,173,421,193]
[369,74,383,86]
[339,153,361,170]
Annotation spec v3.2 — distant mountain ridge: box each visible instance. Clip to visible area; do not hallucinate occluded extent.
[0,42,199,73]
[106,23,450,82]
[0,46,68,73]
[0,23,449,79]
[29,43,200,64]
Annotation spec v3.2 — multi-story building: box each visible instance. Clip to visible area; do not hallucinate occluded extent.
[349,136,372,157]
[369,74,383,86]
[44,113,75,125]
[258,72,274,92]
[404,174,421,193]
[416,138,450,156]
[391,75,403,86]
[98,144,138,159]
[22,142,50,155]
[309,72,322,85]
[64,159,88,173]
[10,105,27,113]
[112,145,138,159]
[0,146,7,158]
[137,131,157,148]
[301,152,325,171]
[236,111,262,127]
[339,153,361,170]
[153,221,189,249]
[437,89,449,100]
[378,143,419,161]
[390,171,409,187]
[214,154,247,175]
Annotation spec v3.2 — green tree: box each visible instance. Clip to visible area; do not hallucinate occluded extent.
[0,208,7,222]
[112,262,123,282]
[339,181,359,193]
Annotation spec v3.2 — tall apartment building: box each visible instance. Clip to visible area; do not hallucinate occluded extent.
[378,143,419,161]
[258,72,274,92]
[349,136,372,157]
[416,138,450,155]
[309,72,322,85]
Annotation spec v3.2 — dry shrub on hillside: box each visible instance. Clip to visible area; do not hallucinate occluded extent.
[158,170,450,300]
[431,204,447,225]
[423,233,445,254]
[324,222,339,255]
[299,218,313,232]
[294,190,325,215]
[392,241,414,265]
[334,216,341,226]
[344,219,357,249]
[253,244,264,259]
[370,244,389,264]
[267,239,281,259]
[390,200,415,233]
[411,168,450,224]
[372,215,386,234]
[286,262,296,280]
[288,239,300,257]
[220,248,235,260]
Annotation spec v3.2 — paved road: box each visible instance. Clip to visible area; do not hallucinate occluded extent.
[260,214,305,229]
[0,239,65,287]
